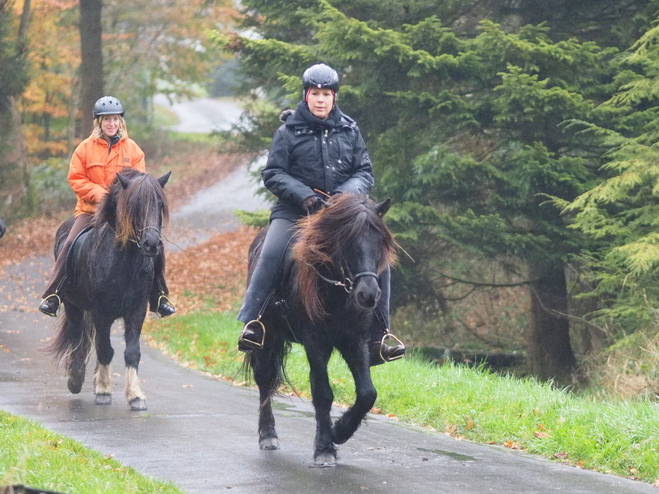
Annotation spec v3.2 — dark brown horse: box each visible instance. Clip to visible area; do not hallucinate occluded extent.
[245,193,397,466]
[47,169,170,411]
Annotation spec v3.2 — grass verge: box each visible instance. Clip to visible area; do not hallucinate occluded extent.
[0,410,184,494]
[144,311,659,486]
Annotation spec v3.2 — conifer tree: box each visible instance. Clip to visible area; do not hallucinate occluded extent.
[213,0,651,380]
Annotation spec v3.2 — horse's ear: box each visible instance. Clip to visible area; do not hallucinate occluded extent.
[158,171,172,188]
[376,198,392,217]
[117,173,130,189]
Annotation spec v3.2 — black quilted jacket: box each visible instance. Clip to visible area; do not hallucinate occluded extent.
[263,101,375,221]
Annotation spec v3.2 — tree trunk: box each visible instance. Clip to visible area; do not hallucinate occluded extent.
[0,97,29,218]
[526,259,576,383]
[0,0,30,219]
[79,0,104,137]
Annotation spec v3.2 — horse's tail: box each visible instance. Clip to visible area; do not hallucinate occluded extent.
[243,340,294,399]
[45,310,95,368]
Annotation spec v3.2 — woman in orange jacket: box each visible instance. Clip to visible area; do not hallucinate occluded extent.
[39,96,175,318]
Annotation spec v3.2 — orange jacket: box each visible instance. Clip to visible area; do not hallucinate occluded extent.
[69,135,146,216]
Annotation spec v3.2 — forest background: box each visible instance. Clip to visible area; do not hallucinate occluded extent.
[3,0,659,397]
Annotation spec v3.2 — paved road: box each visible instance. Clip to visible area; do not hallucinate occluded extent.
[153,94,243,134]
[155,94,269,248]
[0,257,656,494]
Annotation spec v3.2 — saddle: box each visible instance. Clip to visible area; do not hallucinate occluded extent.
[65,225,93,285]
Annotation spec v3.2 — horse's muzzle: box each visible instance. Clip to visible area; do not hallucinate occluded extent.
[140,234,162,257]
[353,276,381,310]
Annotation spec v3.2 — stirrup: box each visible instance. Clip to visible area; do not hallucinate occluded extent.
[239,319,266,350]
[156,293,176,318]
[39,293,61,317]
[378,333,405,362]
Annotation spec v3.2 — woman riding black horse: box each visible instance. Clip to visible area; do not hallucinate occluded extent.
[237,63,405,365]
[38,96,175,319]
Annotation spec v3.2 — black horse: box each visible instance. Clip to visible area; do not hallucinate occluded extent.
[245,193,398,466]
[46,169,170,411]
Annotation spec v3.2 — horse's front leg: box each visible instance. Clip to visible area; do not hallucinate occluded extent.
[123,310,147,411]
[305,342,336,467]
[92,317,114,405]
[333,338,376,445]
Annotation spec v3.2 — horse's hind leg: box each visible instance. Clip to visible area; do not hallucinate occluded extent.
[123,312,147,411]
[93,318,114,405]
[251,336,284,450]
[332,343,377,445]
[63,306,91,394]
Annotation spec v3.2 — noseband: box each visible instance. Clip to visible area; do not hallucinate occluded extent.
[314,265,379,293]
[133,225,163,249]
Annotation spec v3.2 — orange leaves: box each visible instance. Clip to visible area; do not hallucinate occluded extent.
[166,225,258,314]
[503,440,522,450]
[533,423,551,439]
[444,415,475,440]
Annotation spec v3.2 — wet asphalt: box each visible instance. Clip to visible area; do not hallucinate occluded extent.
[1,237,658,494]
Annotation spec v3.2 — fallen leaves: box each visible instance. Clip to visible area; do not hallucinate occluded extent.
[165,226,259,315]
[503,440,522,450]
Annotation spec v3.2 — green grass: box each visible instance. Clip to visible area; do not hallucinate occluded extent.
[0,410,184,494]
[144,311,659,485]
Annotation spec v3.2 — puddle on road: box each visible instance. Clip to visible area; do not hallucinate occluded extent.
[417,447,476,462]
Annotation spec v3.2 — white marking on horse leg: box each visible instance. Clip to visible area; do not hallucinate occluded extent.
[94,363,112,395]
[124,366,145,402]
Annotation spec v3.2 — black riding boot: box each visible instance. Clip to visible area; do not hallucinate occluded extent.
[39,293,61,317]
[369,266,406,366]
[149,254,176,317]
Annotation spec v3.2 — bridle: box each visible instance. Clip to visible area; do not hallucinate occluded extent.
[132,225,163,249]
[313,264,379,293]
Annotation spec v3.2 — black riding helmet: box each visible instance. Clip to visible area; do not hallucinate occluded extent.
[93,96,125,118]
[302,64,339,99]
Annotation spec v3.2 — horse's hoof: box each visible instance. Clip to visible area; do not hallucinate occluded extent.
[67,377,83,394]
[95,393,112,405]
[67,361,85,394]
[313,453,336,468]
[259,437,281,450]
[129,398,147,411]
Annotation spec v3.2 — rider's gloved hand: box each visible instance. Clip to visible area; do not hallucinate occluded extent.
[303,195,322,214]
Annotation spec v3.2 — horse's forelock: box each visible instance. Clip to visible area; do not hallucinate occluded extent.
[109,171,169,247]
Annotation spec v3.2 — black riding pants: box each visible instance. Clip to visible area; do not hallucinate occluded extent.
[237,218,297,324]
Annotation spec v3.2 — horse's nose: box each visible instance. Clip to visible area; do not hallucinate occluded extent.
[354,279,381,310]
[141,235,162,257]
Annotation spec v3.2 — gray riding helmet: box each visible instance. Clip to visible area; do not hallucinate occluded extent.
[93,96,125,118]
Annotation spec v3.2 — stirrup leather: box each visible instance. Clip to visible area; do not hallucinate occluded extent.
[378,333,405,362]
[240,319,266,349]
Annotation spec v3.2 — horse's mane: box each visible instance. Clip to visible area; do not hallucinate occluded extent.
[292,194,397,322]
[94,168,170,248]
